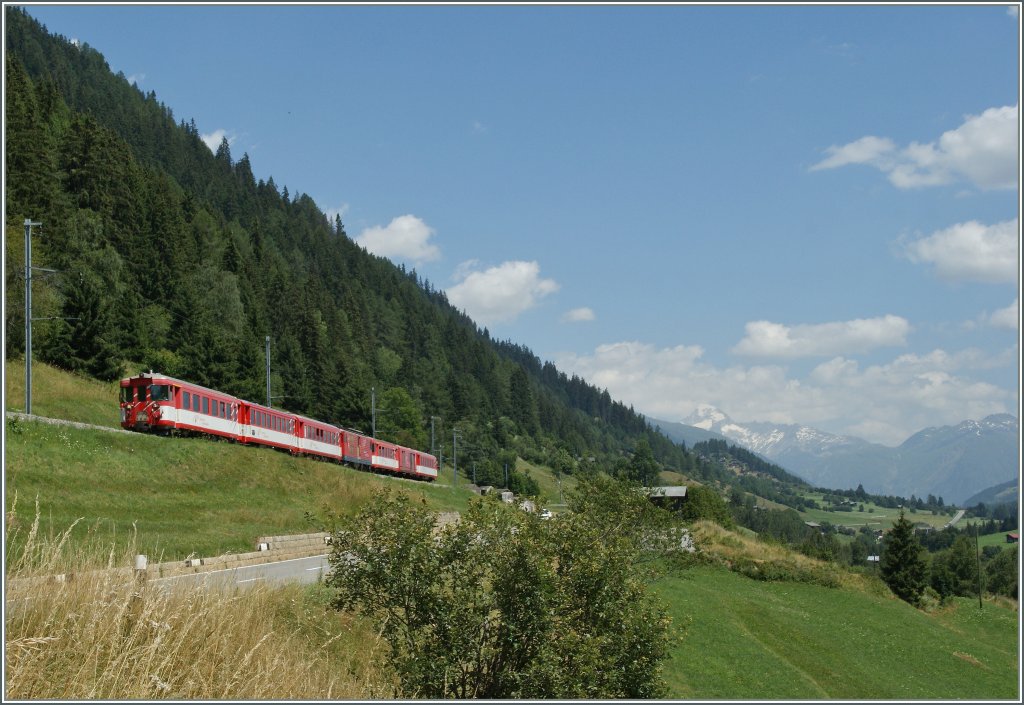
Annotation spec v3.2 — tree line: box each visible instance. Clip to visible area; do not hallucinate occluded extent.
[5,6,702,484]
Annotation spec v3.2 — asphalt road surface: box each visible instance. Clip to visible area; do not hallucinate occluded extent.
[150,554,331,590]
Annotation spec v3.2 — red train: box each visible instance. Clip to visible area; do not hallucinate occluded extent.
[119,371,439,481]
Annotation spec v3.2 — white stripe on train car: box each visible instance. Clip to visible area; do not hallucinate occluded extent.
[245,426,296,448]
[178,409,240,437]
[301,438,342,458]
[372,455,400,470]
[415,465,438,477]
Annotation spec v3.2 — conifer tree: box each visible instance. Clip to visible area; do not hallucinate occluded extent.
[880,509,928,606]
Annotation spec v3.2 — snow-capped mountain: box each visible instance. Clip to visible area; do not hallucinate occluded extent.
[681,405,869,459]
[658,407,1019,505]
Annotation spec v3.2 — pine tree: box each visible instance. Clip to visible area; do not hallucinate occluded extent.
[880,509,928,606]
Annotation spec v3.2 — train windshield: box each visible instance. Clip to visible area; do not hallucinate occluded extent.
[151,385,171,402]
[119,387,133,403]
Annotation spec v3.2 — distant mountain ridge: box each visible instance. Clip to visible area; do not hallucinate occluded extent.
[653,407,1019,505]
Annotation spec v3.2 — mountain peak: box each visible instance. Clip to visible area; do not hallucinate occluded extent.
[682,405,731,430]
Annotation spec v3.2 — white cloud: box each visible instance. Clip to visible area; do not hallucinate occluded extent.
[1010,6,1019,19]
[324,204,351,227]
[557,341,1014,446]
[811,105,1019,190]
[732,315,910,358]
[809,135,896,171]
[201,128,235,153]
[987,298,1019,330]
[126,72,146,86]
[355,215,440,265]
[446,260,559,325]
[900,219,1018,284]
[562,307,596,323]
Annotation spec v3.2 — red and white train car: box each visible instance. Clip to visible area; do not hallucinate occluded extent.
[120,372,242,440]
[293,413,343,462]
[119,371,438,482]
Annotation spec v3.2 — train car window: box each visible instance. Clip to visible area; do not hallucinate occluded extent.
[183,391,190,409]
[192,395,199,412]
[219,401,225,418]
[202,397,209,415]
[151,385,171,402]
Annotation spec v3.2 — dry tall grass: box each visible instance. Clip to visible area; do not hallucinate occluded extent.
[689,519,892,596]
[4,497,393,699]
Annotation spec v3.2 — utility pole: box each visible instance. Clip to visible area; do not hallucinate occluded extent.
[372,387,376,438]
[24,219,42,415]
[452,429,458,485]
[265,336,271,407]
[975,522,984,609]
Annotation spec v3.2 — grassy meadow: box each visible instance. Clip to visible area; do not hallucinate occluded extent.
[656,566,1018,699]
[796,491,960,532]
[5,417,478,561]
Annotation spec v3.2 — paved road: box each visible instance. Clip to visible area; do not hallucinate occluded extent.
[150,554,331,590]
[944,509,966,529]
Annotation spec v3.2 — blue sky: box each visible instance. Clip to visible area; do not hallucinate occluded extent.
[18,3,1021,445]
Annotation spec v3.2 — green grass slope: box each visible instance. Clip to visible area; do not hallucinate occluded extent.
[5,414,477,560]
[656,565,1018,699]
[6,358,122,427]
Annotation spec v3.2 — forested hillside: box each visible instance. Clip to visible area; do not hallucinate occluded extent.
[4,7,700,484]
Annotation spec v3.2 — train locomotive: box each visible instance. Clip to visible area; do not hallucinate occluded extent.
[119,371,439,481]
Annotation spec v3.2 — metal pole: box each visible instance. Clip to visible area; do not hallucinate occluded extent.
[265,336,271,407]
[24,220,41,415]
[975,522,983,609]
[372,387,376,438]
[453,430,457,485]
[431,417,435,457]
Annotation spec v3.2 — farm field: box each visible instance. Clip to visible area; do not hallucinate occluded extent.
[796,492,960,532]
[656,565,1019,700]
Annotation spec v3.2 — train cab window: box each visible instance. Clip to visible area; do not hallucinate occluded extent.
[151,385,171,402]
[119,387,132,403]
[183,391,191,409]
[202,397,209,415]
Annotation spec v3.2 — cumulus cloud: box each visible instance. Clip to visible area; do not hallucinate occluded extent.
[731,315,910,358]
[447,260,559,326]
[557,341,1014,446]
[987,298,1019,330]
[355,215,440,265]
[899,219,1018,284]
[562,307,596,323]
[811,105,1019,190]
[201,128,235,153]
